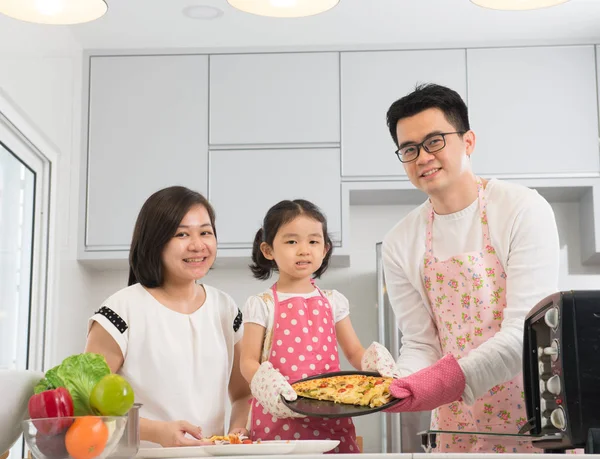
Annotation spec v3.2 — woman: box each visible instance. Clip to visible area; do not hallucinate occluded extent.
[85,186,251,447]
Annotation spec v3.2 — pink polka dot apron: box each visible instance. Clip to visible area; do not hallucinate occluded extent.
[250,283,359,454]
[424,178,535,453]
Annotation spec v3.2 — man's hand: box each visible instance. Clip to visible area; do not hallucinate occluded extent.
[385,354,466,412]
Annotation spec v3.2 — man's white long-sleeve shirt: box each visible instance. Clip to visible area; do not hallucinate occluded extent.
[382,179,559,404]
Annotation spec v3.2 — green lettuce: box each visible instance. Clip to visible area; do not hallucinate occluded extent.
[34,353,111,415]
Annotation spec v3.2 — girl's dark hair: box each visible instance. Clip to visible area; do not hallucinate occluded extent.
[386,83,470,148]
[250,199,333,280]
[128,186,216,288]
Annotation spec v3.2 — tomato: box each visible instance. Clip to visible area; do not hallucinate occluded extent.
[65,417,108,459]
[318,383,328,388]
[242,439,253,444]
[90,374,134,416]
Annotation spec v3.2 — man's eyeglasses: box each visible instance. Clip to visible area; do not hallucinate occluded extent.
[395,131,466,163]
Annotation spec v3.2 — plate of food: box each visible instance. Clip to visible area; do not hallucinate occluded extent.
[282,370,401,418]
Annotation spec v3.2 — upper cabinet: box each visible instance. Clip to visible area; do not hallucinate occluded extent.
[467,46,599,176]
[209,148,342,247]
[83,55,209,254]
[340,49,467,178]
[209,53,340,146]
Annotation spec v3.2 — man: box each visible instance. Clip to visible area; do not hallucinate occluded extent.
[381,84,559,453]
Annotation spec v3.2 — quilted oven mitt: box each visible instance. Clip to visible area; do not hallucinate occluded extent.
[250,361,304,419]
[361,341,401,378]
[385,354,466,412]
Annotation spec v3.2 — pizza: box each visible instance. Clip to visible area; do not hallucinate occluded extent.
[292,374,394,408]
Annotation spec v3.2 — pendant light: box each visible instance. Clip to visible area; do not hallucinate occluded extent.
[470,0,570,11]
[227,0,339,18]
[0,0,107,25]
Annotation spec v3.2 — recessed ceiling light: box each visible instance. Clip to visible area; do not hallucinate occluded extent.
[0,0,107,24]
[182,5,224,20]
[227,0,339,18]
[470,0,570,10]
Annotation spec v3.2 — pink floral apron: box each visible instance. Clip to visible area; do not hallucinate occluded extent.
[250,284,359,454]
[424,178,536,453]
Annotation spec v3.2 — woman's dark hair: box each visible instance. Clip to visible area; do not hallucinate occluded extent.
[386,83,470,148]
[250,199,333,280]
[128,186,216,288]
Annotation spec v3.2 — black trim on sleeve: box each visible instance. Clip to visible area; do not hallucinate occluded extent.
[233,308,243,332]
[96,306,128,334]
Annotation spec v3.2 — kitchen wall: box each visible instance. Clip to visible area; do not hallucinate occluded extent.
[2,15,600,453]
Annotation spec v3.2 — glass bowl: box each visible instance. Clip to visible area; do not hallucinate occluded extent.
[22,416,127,459]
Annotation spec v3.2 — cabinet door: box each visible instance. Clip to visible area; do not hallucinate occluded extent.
[86,55,209,251]
[341,50,467,178]
[209,53,340,146]
[209,149,341,246]
[467,46,599,176]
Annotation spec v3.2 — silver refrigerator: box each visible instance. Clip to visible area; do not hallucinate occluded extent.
[376,242,432,453]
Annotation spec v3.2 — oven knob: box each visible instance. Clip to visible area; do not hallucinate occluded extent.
[544,307,560,329]
[550,407,567,430]
[547,375,562,395]
[543,340,560,362]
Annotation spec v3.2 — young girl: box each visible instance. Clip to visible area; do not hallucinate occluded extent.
[240,199,398,454]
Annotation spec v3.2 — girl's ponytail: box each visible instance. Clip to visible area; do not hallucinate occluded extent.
[249,227,275,280]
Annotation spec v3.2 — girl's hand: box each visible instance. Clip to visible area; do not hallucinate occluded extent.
[154,420,213,447]
[250,362,304,419]
[361,342,401,378]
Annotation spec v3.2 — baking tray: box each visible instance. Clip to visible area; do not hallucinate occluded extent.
[281,370,401,418]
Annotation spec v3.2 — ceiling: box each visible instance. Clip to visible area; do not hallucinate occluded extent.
[68,0,600,51]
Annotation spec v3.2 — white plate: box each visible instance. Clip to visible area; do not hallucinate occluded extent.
[290,440,340,454]
[202,442,295,456]
[136,439,340,457]
[137,446,211,458]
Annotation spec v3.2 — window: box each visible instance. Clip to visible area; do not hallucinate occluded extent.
[0,90,56,458]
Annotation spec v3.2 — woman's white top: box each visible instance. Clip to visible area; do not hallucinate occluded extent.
[88,283,243,442]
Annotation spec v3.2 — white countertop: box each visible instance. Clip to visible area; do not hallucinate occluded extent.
[209,454,600,458]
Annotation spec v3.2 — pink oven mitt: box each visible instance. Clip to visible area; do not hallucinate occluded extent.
[250,361,304,419]
[361,342,401,378]
[385,354,466,412]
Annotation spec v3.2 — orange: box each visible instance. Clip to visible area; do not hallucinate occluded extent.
[65,417,109,459]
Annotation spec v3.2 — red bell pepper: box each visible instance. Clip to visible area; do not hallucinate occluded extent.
[28,387,74,436]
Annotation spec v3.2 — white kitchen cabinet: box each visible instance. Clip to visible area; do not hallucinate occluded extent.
[209,148,341,247]
[209,53,340,146]
[341,49,467,178]
[467,46,599,176]
[84,55,209,253]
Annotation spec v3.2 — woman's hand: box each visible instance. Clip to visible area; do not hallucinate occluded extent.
[152,420,212,447]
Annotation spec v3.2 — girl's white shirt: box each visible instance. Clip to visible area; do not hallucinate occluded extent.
[243,288,350,363]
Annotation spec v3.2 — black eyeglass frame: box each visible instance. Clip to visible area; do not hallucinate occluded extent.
[394,131,467,163]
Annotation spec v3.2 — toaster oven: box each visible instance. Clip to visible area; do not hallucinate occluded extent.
[523,290,600,452]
